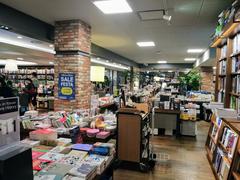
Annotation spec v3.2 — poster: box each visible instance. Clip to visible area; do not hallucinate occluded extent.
[58,73,75,100]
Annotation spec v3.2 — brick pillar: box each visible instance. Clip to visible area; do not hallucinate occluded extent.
[54,20,91,111]
[200,67,214,93]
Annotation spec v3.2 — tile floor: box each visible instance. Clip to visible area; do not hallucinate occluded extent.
[114,121,215,180]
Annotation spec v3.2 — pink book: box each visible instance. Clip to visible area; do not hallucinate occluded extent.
[32,150,45,160]
[87,129,100,137]
[80,128,90,133]
[96,131,110,139]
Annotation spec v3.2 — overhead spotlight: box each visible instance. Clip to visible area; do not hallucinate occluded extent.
[0,25,10,30]
[163,10,172,22]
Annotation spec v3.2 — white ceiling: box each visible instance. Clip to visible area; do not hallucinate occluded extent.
[0,0,233,64]
[0,29,54,65]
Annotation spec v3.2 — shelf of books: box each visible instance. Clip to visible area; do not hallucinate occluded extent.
[0,66,54,86]
[206,114,240,180]
[214,11,240,111]
[217,44,228,104]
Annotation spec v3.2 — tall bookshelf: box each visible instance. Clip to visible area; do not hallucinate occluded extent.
[213,18,240,112]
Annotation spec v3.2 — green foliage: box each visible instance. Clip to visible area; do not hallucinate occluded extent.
[178,69,201,91]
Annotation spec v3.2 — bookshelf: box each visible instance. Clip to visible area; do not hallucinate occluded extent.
[206,116,240,180]
[213,10,240,112]
[0,66,54,86]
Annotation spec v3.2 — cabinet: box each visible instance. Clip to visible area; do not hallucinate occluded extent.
[116,108,151,171]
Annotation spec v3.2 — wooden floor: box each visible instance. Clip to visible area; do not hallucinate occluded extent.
[114,121,215,180]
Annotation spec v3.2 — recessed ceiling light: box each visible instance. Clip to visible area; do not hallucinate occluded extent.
[158,60,167,64]
[49,44,54,48]
[17,36,23,39]
[168,70,173,72]
[137,41,155,47]
[187,49,204,53]
[93,0,133,14]
[213,66,217,69]
[49,61,54,65]
[17,57,24,60]
[184,58,196,61]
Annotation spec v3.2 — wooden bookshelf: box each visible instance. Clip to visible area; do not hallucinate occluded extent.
[233,172,240,180]
[214,18,240,110]
[206,116,240,180]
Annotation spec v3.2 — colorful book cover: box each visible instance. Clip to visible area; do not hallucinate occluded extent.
[33,145,54,153]
[58,155,83,166]
[69,150,88,159]
[57,138,72,146]
[32,151,45,160]
[72,144,93,152]
[69,163,97,179]
[32,159,52,171]
[21,139,40,147]
[50,146,68,154]
[34,173,63,180]
[41,163,74,177]
[83,154,106,174]
[39,152,64,162]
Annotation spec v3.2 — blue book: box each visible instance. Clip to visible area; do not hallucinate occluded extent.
[72,144,93,152]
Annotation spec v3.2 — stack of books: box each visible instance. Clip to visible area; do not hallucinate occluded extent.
[68,163,97,180]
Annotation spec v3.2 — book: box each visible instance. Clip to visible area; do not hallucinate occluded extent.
[40,163,73,177]
[72,144,93,152]
[83,154,106,174]
[32,159,52,171]
[68,150,88,160]
[69,163,97,180]
[21,139,40,147]
[50,146,69,154]
[219,157,230,179]
[96,131,110,139]
[39,152,64,162]
[58,155,84,166]
[57,138,72,146]
[34,173,62,180]
[33,145,54,153]
[63,175,83,180]
[32,150,46,160]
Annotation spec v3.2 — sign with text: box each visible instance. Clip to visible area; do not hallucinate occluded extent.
[0,97,18,114]
[58,73,75,100]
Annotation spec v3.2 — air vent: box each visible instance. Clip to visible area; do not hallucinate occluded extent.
[137,10,164,21]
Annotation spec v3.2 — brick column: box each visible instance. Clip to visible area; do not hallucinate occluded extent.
[54,20,91,111]
[200,67,214,93]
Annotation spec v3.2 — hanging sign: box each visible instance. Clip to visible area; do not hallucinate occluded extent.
[58,73,75,100]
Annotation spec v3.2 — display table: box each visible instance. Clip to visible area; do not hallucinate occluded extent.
[154,109,181,137]
[181,99,211,120]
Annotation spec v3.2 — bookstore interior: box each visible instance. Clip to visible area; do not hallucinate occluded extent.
[2,0,240,180]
